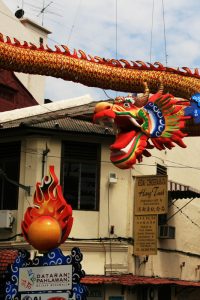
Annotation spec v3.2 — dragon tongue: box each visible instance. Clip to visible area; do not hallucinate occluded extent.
[110,131,137,151]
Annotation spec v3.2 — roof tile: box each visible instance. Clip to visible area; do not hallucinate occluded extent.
[81,274,200,287]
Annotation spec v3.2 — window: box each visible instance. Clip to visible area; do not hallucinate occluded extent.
[39,37,44,44]
[157,164,168,225]
[61,141,100,210]
[0,142,20,210]
[156,164,167,175]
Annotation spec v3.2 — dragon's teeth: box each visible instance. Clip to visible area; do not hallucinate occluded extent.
[128,116,141,127]
[120,136,135,154]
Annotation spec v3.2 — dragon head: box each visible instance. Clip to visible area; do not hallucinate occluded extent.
[93,85,191,169]
[93,91,152,169]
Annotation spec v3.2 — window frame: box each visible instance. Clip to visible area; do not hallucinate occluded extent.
[61,141,101,211]
[157,163,168,225]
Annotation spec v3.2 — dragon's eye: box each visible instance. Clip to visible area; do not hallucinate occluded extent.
[123,102,130,108]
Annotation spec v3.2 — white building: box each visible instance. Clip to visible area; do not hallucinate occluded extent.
[0,1,200,300]
[0,96,200,300]
[0,0,51,103]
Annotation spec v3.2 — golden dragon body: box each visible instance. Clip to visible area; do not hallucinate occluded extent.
[0,34,200,99]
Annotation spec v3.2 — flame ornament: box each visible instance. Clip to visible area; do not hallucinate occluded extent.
[21,166,73,252]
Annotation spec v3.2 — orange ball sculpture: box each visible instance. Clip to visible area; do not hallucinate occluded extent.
[27,216,62,252]
[21,166,73,252]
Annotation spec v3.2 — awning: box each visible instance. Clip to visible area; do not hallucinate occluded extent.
[168,180,200,200]
[81,274,200,287]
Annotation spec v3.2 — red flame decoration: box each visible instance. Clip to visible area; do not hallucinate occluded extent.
[21,166,73,250]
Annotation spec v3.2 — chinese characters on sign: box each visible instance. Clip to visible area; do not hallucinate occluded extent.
[133,175,168,255]
[134,175,168,215]
[134,215,157,255]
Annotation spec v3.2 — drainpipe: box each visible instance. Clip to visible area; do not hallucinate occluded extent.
[42,145,50,179]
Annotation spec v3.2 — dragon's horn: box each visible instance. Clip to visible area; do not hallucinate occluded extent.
[135,81,150,107]
[158,79,164,94]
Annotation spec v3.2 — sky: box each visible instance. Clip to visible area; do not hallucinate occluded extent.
[3,0,200,102]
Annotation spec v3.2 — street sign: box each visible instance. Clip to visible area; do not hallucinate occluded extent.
[19,265,72,292]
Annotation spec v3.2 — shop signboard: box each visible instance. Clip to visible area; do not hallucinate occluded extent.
[134,215,157,255]
[134,175,168,215]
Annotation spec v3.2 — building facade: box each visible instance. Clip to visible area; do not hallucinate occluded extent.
[0,97,200,300]
[0,2,200,300]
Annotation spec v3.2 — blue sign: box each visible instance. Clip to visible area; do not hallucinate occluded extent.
[5,247,87,300]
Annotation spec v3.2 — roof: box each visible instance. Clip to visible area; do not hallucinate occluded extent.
[81,274,200,287]
[25,117,113,135]
[20,18,51,34]
[0,249,18,276]
[0,95,114,136]
[0,94,94,123]
[168,180,200,200]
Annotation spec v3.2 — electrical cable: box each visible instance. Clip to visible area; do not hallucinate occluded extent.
[149,0,154,63]
[107,183,113,274]
[0,233,23,242]
[67,0,82,45]
[18,149,200,172]
[151,155,200,169]
[0,234,133,244]
[115,0,118,100]
[115,0,118,61]
[101,0,118,101]
[102,89,114,100]
[158,247,200,259]
[168,201,200,230]
[167,198,195,221]
[161,0,168,66]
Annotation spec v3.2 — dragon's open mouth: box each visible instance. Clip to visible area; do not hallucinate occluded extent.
[94,109,148,169]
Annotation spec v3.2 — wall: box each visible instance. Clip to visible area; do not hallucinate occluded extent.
[17,133,200,281]
[129,136,200,282]
[2,124,200,288]
[15,135,131,277]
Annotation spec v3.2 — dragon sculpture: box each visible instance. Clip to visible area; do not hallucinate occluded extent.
[93,84,199,169]
[0,34,200,168]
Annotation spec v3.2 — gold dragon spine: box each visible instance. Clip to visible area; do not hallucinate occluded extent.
[0,34,200,99]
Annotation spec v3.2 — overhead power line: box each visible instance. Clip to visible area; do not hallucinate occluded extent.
[161,0,168,66]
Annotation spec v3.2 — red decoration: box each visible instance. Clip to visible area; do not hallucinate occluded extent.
[94,88,191,169]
